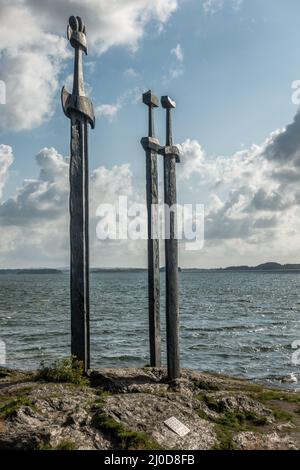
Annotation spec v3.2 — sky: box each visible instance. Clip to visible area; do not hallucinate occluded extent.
[1,0,300,268]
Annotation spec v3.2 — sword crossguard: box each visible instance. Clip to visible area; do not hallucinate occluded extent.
[61,88,95,129]
[158,145,181,163]
[141,137,161,153]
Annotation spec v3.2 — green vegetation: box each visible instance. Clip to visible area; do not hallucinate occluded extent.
[39,440,77,450]
[253,389,300,404]
[0,395,35,419]
[216,410,267,428]
[235,383,264,393]
[272,408,293,422]
[91,388,112,408]
[196,392,226,413]
[95,388,112,399]
[36,357,89,386]
[196,392,268,450]
[211,410,267,451]
[213,425,237,451]
[92,410,162,450]
[193,379,220,392]
[251,389,300,424]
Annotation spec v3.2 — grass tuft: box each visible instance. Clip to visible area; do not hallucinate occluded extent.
[196,392,268,450]
[92,410,161,450]
[253,389,300,404]
[36,357,88,386]
[39,440,76,450]
[212,425,237,451]
[193,379,220,392]
[0,395,35,419]
[215,410,267,429]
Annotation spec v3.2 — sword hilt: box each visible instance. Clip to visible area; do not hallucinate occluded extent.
[160,96,180,163]
[61,16,95,129]
[141,91,161,153]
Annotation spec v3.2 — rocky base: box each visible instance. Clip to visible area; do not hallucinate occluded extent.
[1,367,300,450]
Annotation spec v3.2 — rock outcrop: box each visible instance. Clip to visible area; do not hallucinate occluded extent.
[1,366,300,450]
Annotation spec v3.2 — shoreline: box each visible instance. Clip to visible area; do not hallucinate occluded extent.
[1,365,300,450]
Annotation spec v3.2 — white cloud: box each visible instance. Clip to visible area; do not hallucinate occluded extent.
[95,86,145,121]
[0,145,141,268]
[95,103,121,121]
[171,44,184,62]
[0,145,13,199]
[203,0,242,14]
[24,0,179,53]
[0,1,69,132]
[165,43,184,81]
[178,111,300,265]
[0,0,245,132]
[0,0,179,132]
[3,107,300,268]
[0,148,69,225]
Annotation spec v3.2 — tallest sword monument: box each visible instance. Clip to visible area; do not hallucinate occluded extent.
[61,16,95,371]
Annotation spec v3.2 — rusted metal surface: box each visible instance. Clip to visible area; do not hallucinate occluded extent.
[141,91,161,367]
[62,16,95,371]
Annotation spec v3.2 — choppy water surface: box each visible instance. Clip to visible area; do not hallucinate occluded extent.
[1,271,300,388]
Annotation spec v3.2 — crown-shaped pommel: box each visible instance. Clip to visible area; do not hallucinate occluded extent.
[67,16,87,54]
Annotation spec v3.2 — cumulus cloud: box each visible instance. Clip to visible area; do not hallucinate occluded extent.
[0,145,142,267]
[3,105,300,268]
[0,0,179,132]
[0,1,69,132]
[178,110,300,264]
[0,148,69,225]
[24,0,179,53]
[0,0,246,132]
[95,103,121,121]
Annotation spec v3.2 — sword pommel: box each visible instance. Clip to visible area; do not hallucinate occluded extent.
[143,90,159,108]
[142,90,159,139]
[161,96,176,109]
[67,16,87,54]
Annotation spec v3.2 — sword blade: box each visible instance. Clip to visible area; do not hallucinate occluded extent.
[69,115,90,370]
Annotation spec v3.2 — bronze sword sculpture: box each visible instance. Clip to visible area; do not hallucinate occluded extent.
[141,91,161,367]
[159,96,181,380]
[61,16,95,372]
